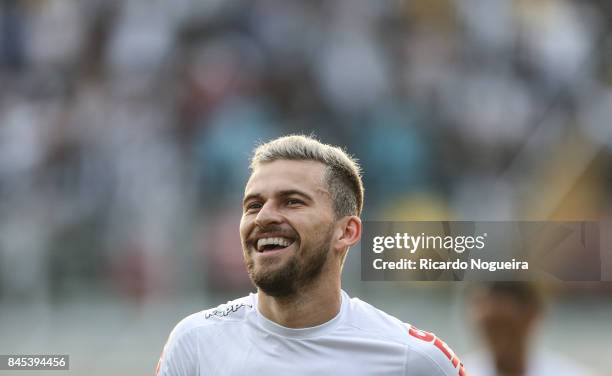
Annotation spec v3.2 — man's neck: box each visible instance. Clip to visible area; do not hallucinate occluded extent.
[257,277,342,329]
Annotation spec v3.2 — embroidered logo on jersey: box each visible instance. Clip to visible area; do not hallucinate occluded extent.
[406,324,468,376]
[204,303,253,319]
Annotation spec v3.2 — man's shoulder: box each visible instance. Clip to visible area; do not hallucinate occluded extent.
[344,295,409,342]
[345,295,467,375]
[169,294,255,340]
[157,295,256,375]
[402,324,467,375]
[201,294,255,322]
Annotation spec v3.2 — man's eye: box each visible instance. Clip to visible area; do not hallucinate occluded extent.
[246,203,262,211]
[287,198,304,206]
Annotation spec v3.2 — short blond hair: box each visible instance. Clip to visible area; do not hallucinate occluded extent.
[250,135,364,217]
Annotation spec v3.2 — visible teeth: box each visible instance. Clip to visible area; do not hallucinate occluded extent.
[257,237,292,251]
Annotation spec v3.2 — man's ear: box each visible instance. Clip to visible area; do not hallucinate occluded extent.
[334,216,362,252]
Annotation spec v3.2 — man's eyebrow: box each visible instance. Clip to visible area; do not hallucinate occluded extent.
[242,190,314,206]
[277,190,313,201]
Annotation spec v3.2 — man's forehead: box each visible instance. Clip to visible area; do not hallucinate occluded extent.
[244,160,329,195]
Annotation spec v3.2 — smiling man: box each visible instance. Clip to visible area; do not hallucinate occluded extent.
[156,135,467,376]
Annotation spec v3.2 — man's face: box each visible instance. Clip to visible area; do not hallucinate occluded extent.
[240,160,337,297]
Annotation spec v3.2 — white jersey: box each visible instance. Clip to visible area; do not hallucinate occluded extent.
[156,291,467,376]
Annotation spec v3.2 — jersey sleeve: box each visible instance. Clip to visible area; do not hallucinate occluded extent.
[156,319,200,376]
[404,324,468,376]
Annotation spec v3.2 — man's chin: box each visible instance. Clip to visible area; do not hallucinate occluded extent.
[248,264,298,298]
[252,275,296,298]
[256,282,296,298]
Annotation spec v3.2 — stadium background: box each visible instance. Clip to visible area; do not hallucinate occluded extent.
[0,0,611,374]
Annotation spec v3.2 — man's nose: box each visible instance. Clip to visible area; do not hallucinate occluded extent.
[254,201,283,227]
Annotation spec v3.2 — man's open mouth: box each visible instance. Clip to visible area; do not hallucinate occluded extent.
[255,237,296,253]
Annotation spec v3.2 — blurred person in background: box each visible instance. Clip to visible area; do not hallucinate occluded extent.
[156,135,467,376]
[464,282,595,376]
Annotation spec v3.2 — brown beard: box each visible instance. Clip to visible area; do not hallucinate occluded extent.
[245,226,333,298]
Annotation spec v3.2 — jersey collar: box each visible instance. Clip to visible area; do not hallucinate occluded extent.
[251,290,348,339]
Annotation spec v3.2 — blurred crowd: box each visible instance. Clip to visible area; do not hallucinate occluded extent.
[1,0,611,301]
